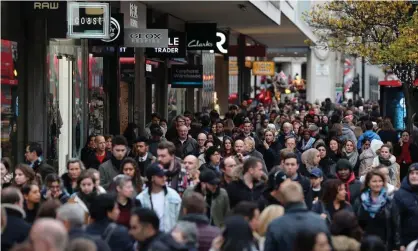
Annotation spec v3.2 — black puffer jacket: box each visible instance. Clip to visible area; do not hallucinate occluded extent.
[226,179,265,209]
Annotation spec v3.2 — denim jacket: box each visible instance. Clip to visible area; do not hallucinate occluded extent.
[136,187,182,232]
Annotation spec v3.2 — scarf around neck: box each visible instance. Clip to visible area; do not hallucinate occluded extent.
[361,188,388,218]
[344,150,359,168]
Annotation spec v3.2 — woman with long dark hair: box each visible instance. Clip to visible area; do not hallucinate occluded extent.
[316,143,336,178]
[328,137,345,164]
[394,130,418,180]
[378,121,398,146]
[120,157,143,196]
[22,183,41,223]
[353,170,401,251]
[1,158,13,188]
[13,164,38,189]
[221,136,235,158]
[312,179,353,225]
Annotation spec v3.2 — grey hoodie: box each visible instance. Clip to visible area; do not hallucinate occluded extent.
[340,124,357,146]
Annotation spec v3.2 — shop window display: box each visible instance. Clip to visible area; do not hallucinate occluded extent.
[88,55,105,135]
[1,39,19,163]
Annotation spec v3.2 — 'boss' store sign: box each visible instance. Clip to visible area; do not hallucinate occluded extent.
[146,32,186,58]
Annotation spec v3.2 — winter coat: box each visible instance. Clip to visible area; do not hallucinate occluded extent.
[378,130,399,146]
[359,148,376,177]
[137,232,189,251]
[1,204,31,251]
[394,178,418,246]
[353,196,401,250]
[264,202,330,251]
[226,179,265,209]
[312,201,353,226]
[69,227,111,251]
[182,184,230,228]
[84,151,112,170]
[136,187,182,232]
[173,137,199,159]
[181,214,221,251]
[341,124,358,147]
[85,218,134,251]
[373,155,401,188]
[256,141,281,172]
[99,158,120,190]
[357,130,381,150]
[32,160,55,182]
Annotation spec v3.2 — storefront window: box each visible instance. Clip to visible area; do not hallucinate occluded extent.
[1,39,19,163]
[88,55,105,135]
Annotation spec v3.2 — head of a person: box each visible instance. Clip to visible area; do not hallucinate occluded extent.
[86,135,96,149]
[234,139,244,154]
[177,125,189,140]
[0,158,11,178]
[22,183,41,205]
[159,119,168,129]
[129,208,160,242]
[199,169,220,193]
[233,201,260,232]
[157,141,176,166]
[36,199,61,219]
[171,221,198,248]
[111,136,128,160]
[362,138,371,150]
[285,136,297,150]
[120,157,138,179]
[302,148,321,168]
[310,168,324,188]
[204,139,214,150]
[14,163,36,187]
[363,170,386,194]
[216,121,224,134]
[282,122,293,134]
[344,140,356,154]
[321,179,346,204]
[278,180,304,205]
[146,163,166,188]
[95,135,106,152]
[407,163,418,186]
[282,153,299,177]
[133,136,149,157]
[66,159,84,181]
[257,205,284,237]
[197,133,207,148]
[182,192,206,215]
[243,157,263,181]
[316,143,328,159]
[25,142,43,162]
[205,146,221,165]
[76,170,96,195]
[151,113,161,125]
[89,194,119,222]
[293,231,331,251]
[221,157,236,178]
[176,115,186,128]
[221,216,255,251]
[330,210,363,242]
[29,218,68,251]
[183,155,198,174]
[302,129,311,141]
[329,137,340,153]
[360,235,386,251]
[264,129,275,144]
[243,121,252,134]
[365,120,374,131]
[104,135,113,150]
[56,203,85,231]
[379,144,392,159]
[336,159,353,181]
[1,187,24,208]
[400,130,410,143]
[114,174,134,199]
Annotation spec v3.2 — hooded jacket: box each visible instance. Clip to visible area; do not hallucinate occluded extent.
[357,130,381,150]
[341,124,358,148]
[394,177,418,246]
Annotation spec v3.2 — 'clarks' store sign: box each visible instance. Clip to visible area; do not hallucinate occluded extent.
[185,23,217,50]
[67,2,110,39]
[146,32,186,58]
[124,28,168,48]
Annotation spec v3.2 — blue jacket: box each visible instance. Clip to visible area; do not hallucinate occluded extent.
[264,202,330,251]
[394,178,418,246]
[357,130,381,150]
[85,218,134,251]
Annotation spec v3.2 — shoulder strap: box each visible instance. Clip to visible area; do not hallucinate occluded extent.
[102,223,118,243]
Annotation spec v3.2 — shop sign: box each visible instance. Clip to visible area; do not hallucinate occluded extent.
[33,1,60,10]
[252,61,275,76]
[90,14,124,46]
[185,23,217,50]
[124,28,169,48]
[67,2,110,39]
[214,30,229,54]
[170,65,203,88]
[121,1,144,29]
[146,32,186,58]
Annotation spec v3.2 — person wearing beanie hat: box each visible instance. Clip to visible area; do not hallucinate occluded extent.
[200,146,221,174]
[335,159,362,204]
[394,162,418,247]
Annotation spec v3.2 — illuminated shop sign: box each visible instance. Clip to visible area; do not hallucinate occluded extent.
[67,2,110,39]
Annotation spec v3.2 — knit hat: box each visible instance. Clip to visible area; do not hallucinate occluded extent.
[409,163,418,173]
[336,159,353,172]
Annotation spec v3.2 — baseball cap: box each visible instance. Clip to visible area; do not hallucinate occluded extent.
[146,163,165,180]
[199,169,220,185]
[310,168,323,178]
[271,171,287,189]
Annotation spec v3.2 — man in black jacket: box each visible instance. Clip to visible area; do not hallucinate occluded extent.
[84,135,112,169]
[258,171,287,211]
[129,136,156,176]
[25,142,55,182]
[173,125,198,159]
[281,153,313,209]
[226,157,265,209]
[129,208,187,251]
[1,187,31,251]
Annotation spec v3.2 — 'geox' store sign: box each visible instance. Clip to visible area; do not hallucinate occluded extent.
[67,2,110,39]
[124,28,168,48]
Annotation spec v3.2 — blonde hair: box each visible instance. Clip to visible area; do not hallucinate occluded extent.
[257,205,284,236]
[280,181,304,204]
